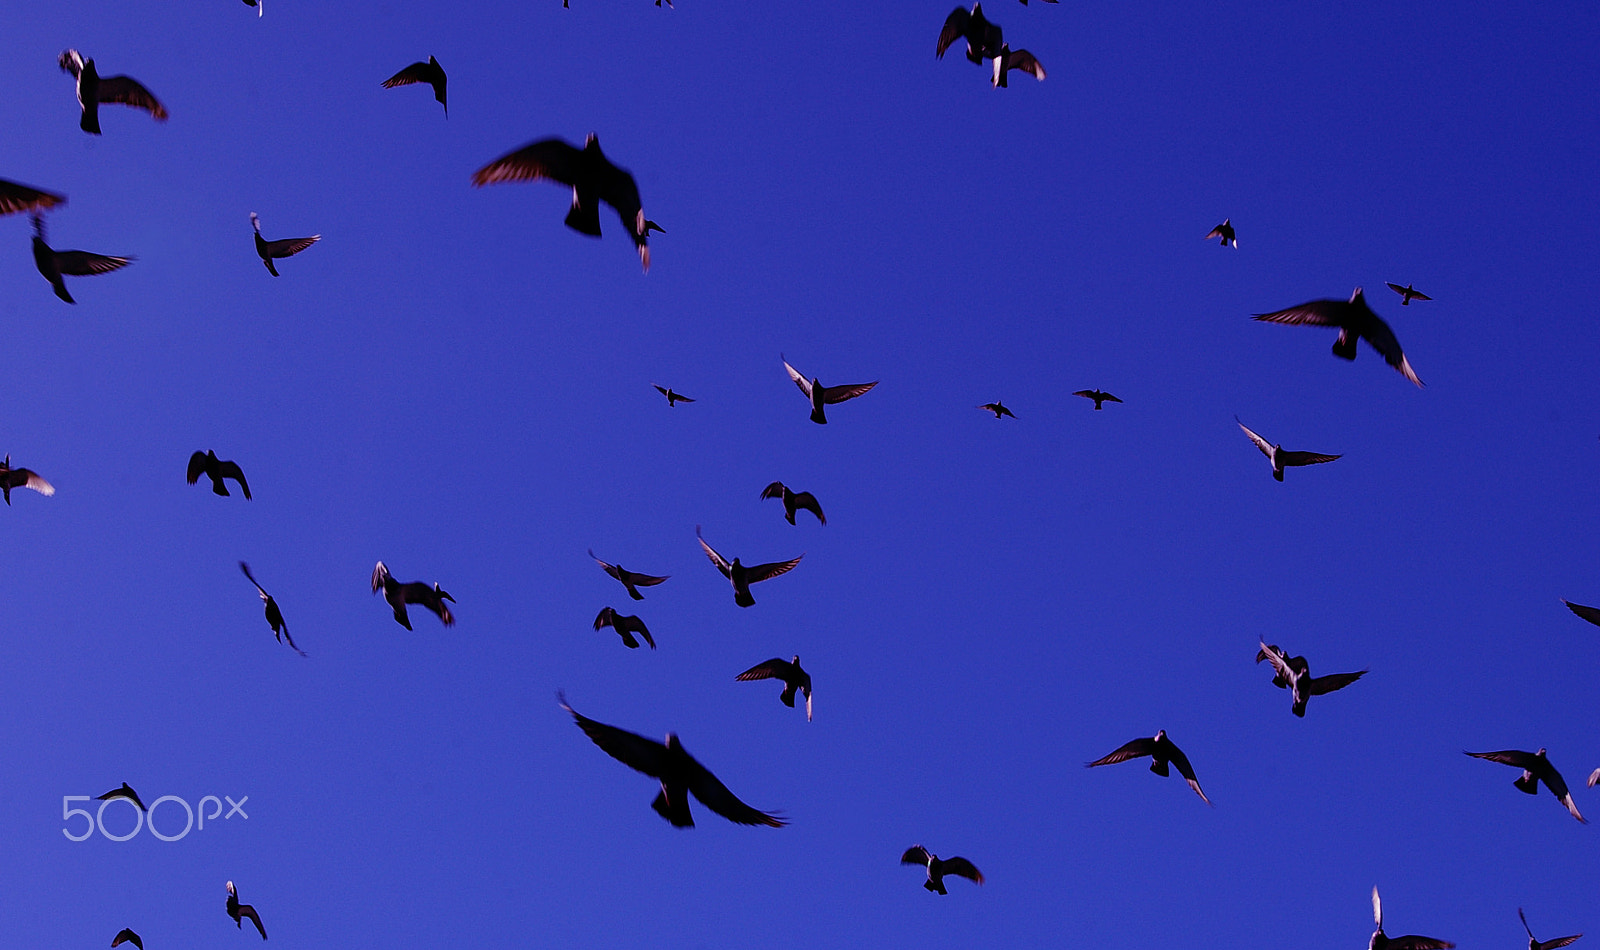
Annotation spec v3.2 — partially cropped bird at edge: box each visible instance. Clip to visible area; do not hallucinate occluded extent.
[0,454,55,505]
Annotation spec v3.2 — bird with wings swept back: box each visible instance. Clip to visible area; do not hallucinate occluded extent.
[31,215,131,304]
[737,655,812,721]
[1464,747,1586,823]
[96,782,145,811]
[1255,642,1365,717]
[0,180,65,217]
[226,881,267,940]
[58,50,167,135]
[1253,287,1423,387]
[250,213,319,277]
[901,845,983,894]
[382,56,446,116]
[938,4,1003,64]
[1086,729,1210,804]
[696,526,802,608]
[240,562,305,656]
[782,356,877,425]
[371,561,455,630]
[1369,886,1453,950]
[0,454,55,505]
[1236,418,1341,482]
[111,929,143,950]
[760,482,826,525]
[188,450,251,499]
[594,607,655,649]
[589,549,669,600]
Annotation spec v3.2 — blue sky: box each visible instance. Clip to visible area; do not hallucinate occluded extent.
[4,1,1599,947]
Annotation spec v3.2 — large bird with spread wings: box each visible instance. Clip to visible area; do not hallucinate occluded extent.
[1254,287,1423,387]
[58,49,167,135]
[1087,729,1210,804]
[696,526,802,608]
[782,356,877,425]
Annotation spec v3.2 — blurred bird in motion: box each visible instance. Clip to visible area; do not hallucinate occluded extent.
[938,4,1003,64]
[371,561,455,629]
[0,179,65,217]
[59,49,167,134]
[241,562,305,656]
[31,214,131,304]
[1369,886,1453,950]
[1253,287,1423,387]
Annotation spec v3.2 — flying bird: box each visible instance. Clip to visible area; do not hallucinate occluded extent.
[594,606,655,649]
[588,550,669,600]
[1386,282,1431,306]
[31,214,131,304]
[1237,418,1341,482]
[736,655,812,720]
[250,213,319,277]
[653,384,694,406]
[371,561,455,630]
[225,881,267,940]
[187,450,251,499]
[0,179,65,217]
[96,782,146,811]
[1255,642,1366,717]
[1253,287,1423,387]
[696,526,803,608]
[0,455,55,505]
[978,401,1016,419]
[900,845,983,894]
[991,45,1045,87]
[782,355,878,425]
[1560,599,1600,627]
[240,562,304,656]
[58,50,167,135]
[1072,389,1122,410]
[760,482,826,525]
[1086,730,1210,804]
[938,4,1003,64]
[382,56,447,116]
[111,929,143,950]
[1206,218,1237,247]
[472,133,653,272]
[559,692,784,828]
[1370,886,1453,950]
[1464,748,1586,823]
[1519,908,1582,950]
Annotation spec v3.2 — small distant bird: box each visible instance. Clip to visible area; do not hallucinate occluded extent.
[760,482,826,525]
[1386,282,1431,306]
[0,179,65,217]
[594,606,655,649]
[1255,642,1366,717]
[1086,729,1210,804]
[111,929,143,950]
[1237,418,1341,482]
[991,45,1045,87]
[1562,600,1600,627]
[225,881,267,940]
[782,355,878,425]
[1253,287,1423,387]
[382,56,447,117]
[187,450,251,499]
[736,655,812,720]
[938,4,1003,64]
[58,50,167,135]
[1072,389,1122,410]
[472,133,653,272]
[240,562,304,657]
[1518,908,1582,950]
[696,526,803,608]
[31,214,131,304]
[1206,218,1237,247]
[900,845,983,894]
[1369,886,1453,950]
[1464,748,1586,823]
[96,782,146,811]
[371,561,455,630]
[978,401,1015,419]
[0,454,55,505]
[250,213,319,277]
[559,692,785,828]
[653,384,694,406]
[589,550,669,600]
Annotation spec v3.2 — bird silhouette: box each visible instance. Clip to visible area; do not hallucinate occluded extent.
[240,562,304,656]
[96,782,145,811]
[1206,218,1237,247]
[938,4,1003,64]
[977,401,1016,419]
[991,45,1045,87]
[1086,730,1210,804]
[696,526,803,608]
[1518,908,1582,950]
[225,881,267,940]
[1255,642,1366,717]
[1254,287,1423,387]
[31,214,131,304]
[1072,389,1122,410]
[0,179,65,217]
[559,692,784,828]
[58,50,167,135]
[1563,600,1600,627]
[371,561,455,630]
[782,356,877,424]
[760,482,826,525]
[1369,886,1453,950]
[1464,748,1586,823]
[0,454,55,505]
[250,213,319,277]
[188,450,251,499]
[1237,418,1341,482]
[594,606,655,649]
[900,845,983,894]
[382,56,447,117]
[589,550,668,600]
[111,929,143,950]
[1386,282,1431,305]
[652,384,694,406]
[736,655,812,720]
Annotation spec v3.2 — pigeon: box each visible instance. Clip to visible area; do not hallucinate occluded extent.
[1464,748,1586,823]
[1253,287,1423,387]
[736,655,812,720]
[653,385,694,406]
[225,881,267,940]
[0,455,55,505]
[978,401,1016,419]
[58,50,167,135]
[559,692,784,828]
[594,606,655,649]
[240,562,305,656]
[1237,418,1341,482]
[1086,730,1210,804]
[472,133,653,272]
[938,4,1003,64]
[991,45,1045,87]
[1072,389,1122,410]
[188,450,251,499]
[111,929,143,950]
[31,214,131,304]
[96,782,145,811]
[1369,886,1453,950]
[782,356,878,425]
[696,526,803,608]
[1560,600,1600,627]
[382,56,447,116]
[1206,218,1237,247]
[760,482,826,526]
[250,213,319,277]
[1386,282,1431,306]
[370,561,455,630]
[0,179,65,217]
[589,550,669,601]
[900,845,983,894]
[1255,642,1366,717]
[1518,908,1582,950]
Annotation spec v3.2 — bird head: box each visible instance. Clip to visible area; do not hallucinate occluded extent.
[1154,729,1167,741]
[1349,287,1365,303]
[250,213,261,233]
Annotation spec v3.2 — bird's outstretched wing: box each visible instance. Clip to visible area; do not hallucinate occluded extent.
[940,857,984,884]
[95,76,168,119]
[1466,749,1540,770]
[695,528,732,577]
[736,658,792,681]
[472,139,586,187]
[744,555,803,584]
[7,469,55,496]
[1373,886,1384,928]
[782,357,813,398]
[1306,670,1367,695]
[1277,450,1341,467]
[263,235,319,258]
[53,250,132,276]
[0,179,65,216]
[900,845,933,866]
[1252,298,1345,326]
[936,7,971,57]
[792,491,826,524]
[216,459,251,499]
[58,49,86,78]
[1006,49,1046,80]
[1086,736,1155,767]
[239,561,269,597]
[1386,282,1432,302]
[111,928,143,950]
[1165,742,1211,805]
[1236,419,1273,458]
[1357,315,1423,387]
[682,752,786,827]
[187,451,209,484]
[1535,937,1582,950]
[819,381,877,404]
[1256,641,1297,685]
[237,904,267,940]
[560,692,671,778]
[1563,600,1600,627]
[382,61,433,88]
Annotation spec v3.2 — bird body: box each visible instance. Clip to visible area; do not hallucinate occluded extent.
[1255,642,1366,716]
[96,782,145,811]
[1464,748,1586,823]
[188,450,251,499]
[761,482,826,525]
[1237,419,1340,482]
[653,384,694,406]
[1370,886,1453,950]
[978,401,1015,419]
[900,845,983,894]
[226,881,267,940]
[31,215,131,304]
[371,561,455,629]
[250,213,319,276]
[594,606,655,649]
[382,56,447,116]
[1086,729,1210,804]
[938,4,1003,64]
[1386,282,1431,305]
[0,454,55,505]
[1206,218,1237,247]
[991,45,1044,87]
[1253,287,1422,387]
[696,527,802,607]
[736,655,812,720]
[782,356,877,424]
[240,562,304,656]
[59,50,167,135]
[1072,389,1122,410]
[589,550,668,600]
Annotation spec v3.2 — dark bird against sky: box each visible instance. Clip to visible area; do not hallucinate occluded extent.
[653,384,694,406]
[589,549,668,600]
[226,881,267,940]
[593,606,655,649]
[977,401,1015,419]
[696,526,803,608]
[1072,389,1121,410]
[250,213,319,277]
[58,49,167,135]
[240,562,305,656]
[0,454,55,505]
[1369,886,1454,950]
[1237,418,1341,482]
[1464,747,1586,823]
[111,929,143,950]
[991,45,1044,87]
[1206,218,1236,247]
[1386,282,1431,305]
[937,4,1003,64]
[782,356,877,425]
[382,56,447,116]
[1086,729,1210,804]
[31,214,131,304]
[900,845,983,894]
[371,561,455,629]
[760,482,826,525]
[96,782,145,811]
[1255,642,1366,717]
[1254,287,1423,387]
[0,179,65,217]
[188,450,251,499]
[736,655,812,721]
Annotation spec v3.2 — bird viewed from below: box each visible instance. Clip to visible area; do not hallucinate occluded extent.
[31,214,131,304]
[978,401,1015,419]
[0,454,55,505]
[1253,287,1423,387]
[471,133,653,272]
[95,782,146,811]
[782,355,878,425]
[652,384,694,406]
[900,845,983,894]
[1562,599,1600,627]
[559,692,785,828]
[736,655,812,720]
[588,550,668,600]
[696,526,803,608]
[760,481,826,525]
[250,213,319,277]
[225,881,267,940]
[0,179,65,216]
[1518,908,1582,950]
[240,562,305,657]
[937,3,1003,64]
[593,606,655,649]
[1464,748,1586,823]
[1072,389,1122,410]
[1386,282,1432,305]
[187,450,251,499]
[1086,730,1211,805]
[111,929,143,950]
[1236,418,1341,482]
[991,45,1045,87]
[58,49,168,134]
[1206,218,1237,247]
[1255,642,1366,717]
[371,561,455,630]
[382,56,447,116]
[1369,886,1454,950]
